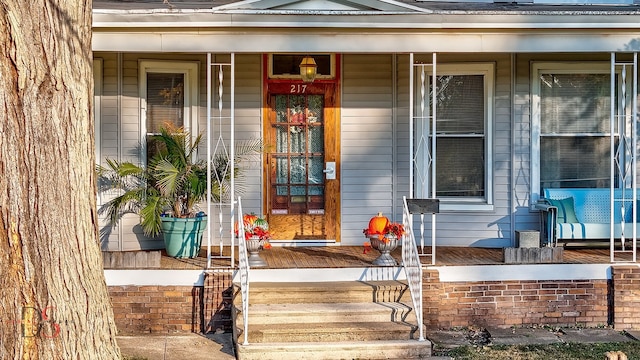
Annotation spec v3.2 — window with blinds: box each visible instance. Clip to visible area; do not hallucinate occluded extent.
[139,60,198,165]
[146,73,185,134]
[432,74,486,197]
[538,71,617,190]
[413,63,493,205]
[145,73,185,161]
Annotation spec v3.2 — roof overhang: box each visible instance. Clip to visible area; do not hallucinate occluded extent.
[92,28,640,53]
[92,1,640,53]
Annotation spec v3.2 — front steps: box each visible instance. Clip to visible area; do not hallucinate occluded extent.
[232,280,436,360]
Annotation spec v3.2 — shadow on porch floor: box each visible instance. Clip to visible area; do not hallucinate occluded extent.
[156,245,637,270]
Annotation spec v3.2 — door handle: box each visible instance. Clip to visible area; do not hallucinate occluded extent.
[323,162,336,180]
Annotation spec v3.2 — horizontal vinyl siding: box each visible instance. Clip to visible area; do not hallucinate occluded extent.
[203,55,261,247]
[341,54,394,245]
[96,53,121,251]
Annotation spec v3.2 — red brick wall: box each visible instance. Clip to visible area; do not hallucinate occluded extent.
[612,265,640,330]
[423,269,610,329]
[109,285,203,334]
[108,271,233,334]
[108,267,638,333]
[203,271,234,333]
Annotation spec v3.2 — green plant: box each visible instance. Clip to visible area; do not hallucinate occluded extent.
[98,123,261,237]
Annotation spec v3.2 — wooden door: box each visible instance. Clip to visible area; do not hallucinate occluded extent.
[264,81,340,242]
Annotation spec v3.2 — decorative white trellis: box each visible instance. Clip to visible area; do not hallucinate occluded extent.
[409,53,438,264]
[206,53,236,268]
[610,52,638,263]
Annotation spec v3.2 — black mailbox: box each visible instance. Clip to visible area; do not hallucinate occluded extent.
[406,199,439,214]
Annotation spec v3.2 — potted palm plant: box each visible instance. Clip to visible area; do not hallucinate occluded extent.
[99,123,261,258]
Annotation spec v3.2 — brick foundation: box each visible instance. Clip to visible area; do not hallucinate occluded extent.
[108,271,233,334]
[107,266,639,334]
[423,269,610,329]
[203,271,234,333]
[612,265,640,330]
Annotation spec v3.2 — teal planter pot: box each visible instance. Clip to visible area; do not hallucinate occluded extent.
[160,216,207,258]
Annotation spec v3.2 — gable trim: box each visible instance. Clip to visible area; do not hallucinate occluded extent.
[211,0,433,13]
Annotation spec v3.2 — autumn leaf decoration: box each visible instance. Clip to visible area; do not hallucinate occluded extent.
[235,213,272,242]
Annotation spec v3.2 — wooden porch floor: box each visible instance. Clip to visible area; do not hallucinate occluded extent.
[159,245,637,270]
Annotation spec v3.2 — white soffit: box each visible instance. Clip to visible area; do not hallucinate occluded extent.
[92,31,640,53]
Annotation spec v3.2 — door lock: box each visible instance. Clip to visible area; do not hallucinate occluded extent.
[323,162,336,180]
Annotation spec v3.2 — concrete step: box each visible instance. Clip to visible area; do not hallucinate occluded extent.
[241,280,411,304]
[243,321,420,343]
[238,301,417,325]
[232,280,430,359]
[235,339,436,360]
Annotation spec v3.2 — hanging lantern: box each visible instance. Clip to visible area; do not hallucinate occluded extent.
[299,56,317,83]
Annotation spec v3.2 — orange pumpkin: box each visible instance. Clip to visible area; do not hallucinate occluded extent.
[367,212,389,236]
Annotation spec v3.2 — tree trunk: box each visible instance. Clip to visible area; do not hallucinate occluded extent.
[0,1,121,359]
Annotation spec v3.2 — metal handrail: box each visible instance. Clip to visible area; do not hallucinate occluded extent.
[236,197,250,345]
[401,196,425,341]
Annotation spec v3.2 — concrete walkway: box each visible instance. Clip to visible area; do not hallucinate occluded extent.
[118,332,235,360]
[118,328,639,360]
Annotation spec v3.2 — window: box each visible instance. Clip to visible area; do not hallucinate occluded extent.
[139,61,199,163]
[531,62,626,202]
[414,63,494,209]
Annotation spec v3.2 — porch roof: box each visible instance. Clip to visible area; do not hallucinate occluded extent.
[93,0,640,53]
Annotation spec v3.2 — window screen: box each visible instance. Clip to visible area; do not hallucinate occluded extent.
[539,73,615,190]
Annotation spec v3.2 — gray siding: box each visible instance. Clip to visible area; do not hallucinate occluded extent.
[341,54,395,245]
[95,51,617,250]
[95,53,263,251]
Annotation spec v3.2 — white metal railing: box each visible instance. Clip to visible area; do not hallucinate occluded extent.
[236,197,250,345]
[206,53,236,269]
[401,196,425,342]
[610,52,638,263]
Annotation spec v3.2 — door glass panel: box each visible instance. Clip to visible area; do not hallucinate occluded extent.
[270,93,325,214]
[309,127,323,153]
[309,156,323,185]
[291,156,306,184]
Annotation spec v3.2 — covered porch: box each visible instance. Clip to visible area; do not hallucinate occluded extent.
[102,244,636,269]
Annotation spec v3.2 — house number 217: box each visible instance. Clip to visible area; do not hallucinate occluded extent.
[290,84,307,94]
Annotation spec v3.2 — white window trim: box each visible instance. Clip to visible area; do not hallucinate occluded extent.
[139,60,199,164]
[530,61,624,206]
[419,63,495,211]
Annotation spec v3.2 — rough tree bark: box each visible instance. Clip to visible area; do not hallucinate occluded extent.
[0,1,121,359]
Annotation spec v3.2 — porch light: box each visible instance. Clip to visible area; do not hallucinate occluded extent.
[299,56,317,83]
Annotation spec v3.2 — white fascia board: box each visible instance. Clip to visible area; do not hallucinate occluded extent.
[92,31,640,53]
[92,12,640,30]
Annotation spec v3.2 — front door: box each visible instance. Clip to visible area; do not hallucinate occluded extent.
[264,79,340,242]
